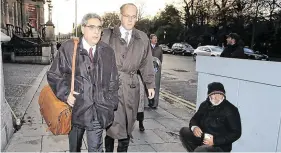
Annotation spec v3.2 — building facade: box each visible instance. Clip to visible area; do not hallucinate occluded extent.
[1,0,45,36]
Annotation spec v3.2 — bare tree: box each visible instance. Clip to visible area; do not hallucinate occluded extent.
[102,12,120,28]
[137,2,146,21]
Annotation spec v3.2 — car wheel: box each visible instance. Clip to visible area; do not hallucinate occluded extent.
[172,51,175,55]
[182,52,185,56]
[193,54,197,61]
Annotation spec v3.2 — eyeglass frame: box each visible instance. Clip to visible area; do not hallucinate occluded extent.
[121,14,137,20]
[82,24,103,32]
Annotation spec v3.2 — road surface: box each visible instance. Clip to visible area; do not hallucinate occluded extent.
[160,54,198,105]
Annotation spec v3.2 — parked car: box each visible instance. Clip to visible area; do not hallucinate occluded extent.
[192,45,223,61]
[171,43,194,56]
[159,44,172,54]
[244,48,269,61]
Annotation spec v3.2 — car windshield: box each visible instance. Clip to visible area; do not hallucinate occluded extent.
[210,46,223,52]
[244,48,254,53]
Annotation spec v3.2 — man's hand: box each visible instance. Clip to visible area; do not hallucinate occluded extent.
[67,91,79,107]
[203,135,214,146]
[193,127,203,137]
[147,88,155,99]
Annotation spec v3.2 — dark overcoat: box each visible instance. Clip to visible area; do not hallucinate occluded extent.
[47,38,119,130]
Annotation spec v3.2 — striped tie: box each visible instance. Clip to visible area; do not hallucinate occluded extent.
[89,47,93,62]
[124,31,129,45]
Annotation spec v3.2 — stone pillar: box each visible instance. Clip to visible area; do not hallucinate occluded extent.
[11,3,14,25]
[14,2,18,26]
[1,0,5,28]
[36,5,39,30]
[17,0,22,28]
[45,21,55,41]
[41,4,44,25]
[5,2,9,24]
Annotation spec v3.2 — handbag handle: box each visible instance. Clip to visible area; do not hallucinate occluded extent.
[70,37,79,95]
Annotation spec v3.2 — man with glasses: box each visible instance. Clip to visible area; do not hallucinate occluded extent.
[47,13,119,152]
[101,3,156,152]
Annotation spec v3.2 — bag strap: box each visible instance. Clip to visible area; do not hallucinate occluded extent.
[70,37,79,95]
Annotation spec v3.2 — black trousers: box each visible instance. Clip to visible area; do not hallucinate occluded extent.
[136,112,144,121]
[179,127,223,152]
[104,135,130,152]
[69,120,103,152]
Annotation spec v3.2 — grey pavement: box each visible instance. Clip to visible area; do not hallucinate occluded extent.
[4,74,194,152]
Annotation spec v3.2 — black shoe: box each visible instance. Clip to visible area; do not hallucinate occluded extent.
[139,121,145,132]
[117,138,130,152]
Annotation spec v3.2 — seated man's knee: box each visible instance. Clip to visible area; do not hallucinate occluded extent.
[194,145,210,152]
[194,145,223,152]
[179,127,191,137]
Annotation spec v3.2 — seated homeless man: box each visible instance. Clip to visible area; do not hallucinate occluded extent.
[47,13,119,152]
[179,82,242,152]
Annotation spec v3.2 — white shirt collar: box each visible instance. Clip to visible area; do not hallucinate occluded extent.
[82,37,96,54]
[119,25,132,36]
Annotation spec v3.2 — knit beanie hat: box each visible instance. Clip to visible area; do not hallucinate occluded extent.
[207,82,225,96]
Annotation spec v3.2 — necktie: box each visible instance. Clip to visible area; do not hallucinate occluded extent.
[89,47,93,62]
[124,31,129,45]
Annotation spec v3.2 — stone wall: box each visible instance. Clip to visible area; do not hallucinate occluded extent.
[0,0,45,33]
[1,33,14,152]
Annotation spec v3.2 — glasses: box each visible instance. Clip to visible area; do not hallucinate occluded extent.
[122,14,137,20]
[83,25,103,32]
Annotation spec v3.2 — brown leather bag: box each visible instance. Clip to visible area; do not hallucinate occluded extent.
[38,38,79,135]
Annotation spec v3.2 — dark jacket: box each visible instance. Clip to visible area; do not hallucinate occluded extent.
[47,38,119,130]
[151,44,163,63]
[189,99,242,152]
[220,44,246,59]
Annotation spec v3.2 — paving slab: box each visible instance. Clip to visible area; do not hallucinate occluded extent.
[152,129,179,143]
[23,93,42,124]
[5,135,42,152]
[166,108,193,120]
[130,129,165,145]
[141,119,166,130]
[128,144,156,152]
[156,118,188,132]
[41,135,86,152]
[13,123,52,137]
[151,142,186,152]
[154,107,177,119]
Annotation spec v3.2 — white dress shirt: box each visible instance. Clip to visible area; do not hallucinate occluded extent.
[119,25,132,44]
[82,37,96,55]
[151,44,156,49]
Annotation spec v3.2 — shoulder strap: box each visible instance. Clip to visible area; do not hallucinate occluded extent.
[70,37,79,95]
